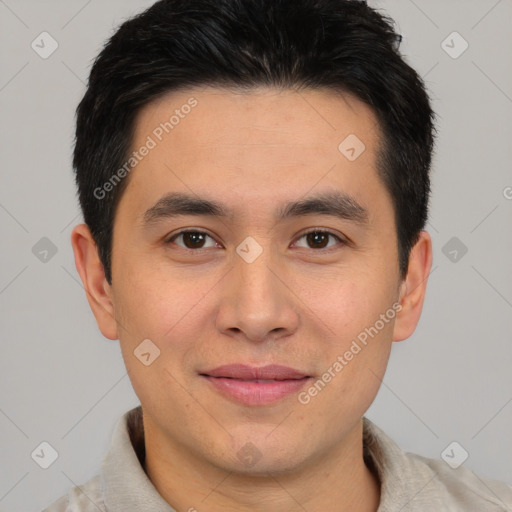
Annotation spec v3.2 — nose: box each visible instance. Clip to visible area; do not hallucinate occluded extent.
[215,242,300,344]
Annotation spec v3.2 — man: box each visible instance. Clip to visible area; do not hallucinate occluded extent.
[44,0,512,510]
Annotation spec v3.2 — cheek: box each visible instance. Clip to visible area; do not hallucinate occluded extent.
[298,276,397,400]
[112,264,220,392]
[297,270,396,342]
[112,271,205,413]
[298,317,394,432]
[114,262,209,339]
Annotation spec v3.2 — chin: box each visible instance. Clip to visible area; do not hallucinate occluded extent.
[216,429,313,476]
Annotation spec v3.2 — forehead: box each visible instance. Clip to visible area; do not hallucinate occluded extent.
[136,85,381,152]
[120,85,388,222]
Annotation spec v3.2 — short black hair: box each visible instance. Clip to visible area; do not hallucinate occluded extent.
[73,0,436,284]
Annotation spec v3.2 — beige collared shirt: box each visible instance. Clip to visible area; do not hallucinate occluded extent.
[43,406,512,511]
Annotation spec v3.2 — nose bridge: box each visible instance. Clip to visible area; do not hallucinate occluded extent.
[216,236,299,342]
[237,244,278,302]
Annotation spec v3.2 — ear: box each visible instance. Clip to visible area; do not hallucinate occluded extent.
[393,230,432,342]
[71,223,118,340]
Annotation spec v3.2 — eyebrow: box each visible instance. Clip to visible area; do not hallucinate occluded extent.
[142,191,369,226]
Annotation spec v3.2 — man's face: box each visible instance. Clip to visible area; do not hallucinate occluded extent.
[107,86,404,473]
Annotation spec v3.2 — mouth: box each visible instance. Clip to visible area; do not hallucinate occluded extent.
[200,364,312,405]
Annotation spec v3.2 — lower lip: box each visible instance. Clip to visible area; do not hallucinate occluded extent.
[202,376,311,405]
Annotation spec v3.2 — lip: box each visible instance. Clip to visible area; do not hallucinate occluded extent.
[200,364,312,406]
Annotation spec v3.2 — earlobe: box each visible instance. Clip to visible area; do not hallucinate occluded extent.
[393,231,433,342]
[71,224,118,340]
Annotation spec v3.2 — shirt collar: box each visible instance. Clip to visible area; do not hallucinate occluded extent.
[101,406,176,511]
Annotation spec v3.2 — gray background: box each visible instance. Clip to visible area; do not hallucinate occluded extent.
[0,0,511,510]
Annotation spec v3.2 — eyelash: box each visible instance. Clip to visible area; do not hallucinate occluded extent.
[165,228,347,252]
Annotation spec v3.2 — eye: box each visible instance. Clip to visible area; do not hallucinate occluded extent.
[165,228,346,251]
[294,229,345,250]
[166,230,219,250]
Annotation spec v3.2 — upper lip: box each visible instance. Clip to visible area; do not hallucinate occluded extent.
[201,364,309,380]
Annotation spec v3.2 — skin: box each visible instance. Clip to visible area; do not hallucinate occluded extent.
[72,86,432,512]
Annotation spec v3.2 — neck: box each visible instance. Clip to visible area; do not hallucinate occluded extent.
[142,416,380,512]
